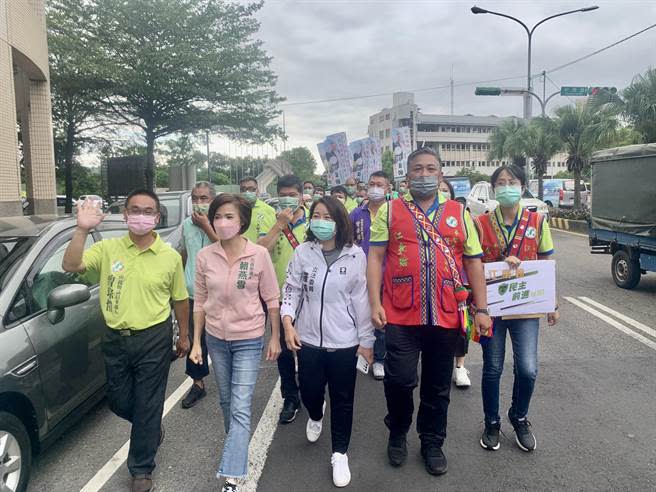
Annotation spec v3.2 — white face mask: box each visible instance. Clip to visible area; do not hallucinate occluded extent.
[367,186,386,202]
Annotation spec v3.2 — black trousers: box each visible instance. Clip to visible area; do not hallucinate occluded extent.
[185,299,209,380]
[102,319,172,475]
[277,316,299,403]
[384,324,458,447]
[298,344,358,453]
[455,333,469,358]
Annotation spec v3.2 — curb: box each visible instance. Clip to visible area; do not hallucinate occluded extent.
[549,218,588,234]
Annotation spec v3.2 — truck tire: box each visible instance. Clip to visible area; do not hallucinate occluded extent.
[0,411,31,492]
[611,250,641,289]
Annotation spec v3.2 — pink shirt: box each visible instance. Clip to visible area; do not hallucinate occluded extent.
[194,240,280,341]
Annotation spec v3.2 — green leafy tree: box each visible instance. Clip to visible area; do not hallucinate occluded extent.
[554,101,619,208]
[620,68,656,143]
[455,167,489,185]
[89,0,283,190]
[279,147,319,182]
[48,0,108,212]
[381,149,394,179]
[488,119,528,168]
[525,117,562,200]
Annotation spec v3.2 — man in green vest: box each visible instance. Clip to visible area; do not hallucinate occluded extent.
[240,176,277,243]
[344,176,359,213]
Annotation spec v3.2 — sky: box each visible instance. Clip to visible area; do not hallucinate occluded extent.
[206,0,656,170]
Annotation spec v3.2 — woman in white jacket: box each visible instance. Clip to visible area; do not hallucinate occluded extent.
[282,196,375,488]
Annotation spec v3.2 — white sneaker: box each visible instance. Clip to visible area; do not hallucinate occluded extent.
[331,452,351,487]
[306,401,326,443]
[372,362,385,380]
[453,366,471,388]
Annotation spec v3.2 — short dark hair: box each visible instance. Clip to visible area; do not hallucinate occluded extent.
[125,189,160,211]
[490,164,527,188]
[315,185,325,193]
[440,179,455,200]
[303,181,315,187]
[407,146,441,169]
[277,174,302,193]
[207,193,252,235]
[369,170,390,183]
[306,196,353,249]
[239,176,258,187]
[331,185,348,196]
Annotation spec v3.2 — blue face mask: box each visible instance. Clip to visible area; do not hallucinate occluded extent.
[494,185,522,207]
[310,219,336,241]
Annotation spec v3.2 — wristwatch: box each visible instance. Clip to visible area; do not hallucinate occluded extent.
[475,308,489,316]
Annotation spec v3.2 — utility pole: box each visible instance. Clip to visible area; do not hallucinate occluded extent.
[282,111,287,153]
[450,65,455,115]
[205,130,211,183]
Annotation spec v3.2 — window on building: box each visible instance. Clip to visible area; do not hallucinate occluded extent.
[385,113,390,120]
[379,130,384,139]
[385,129,390,138]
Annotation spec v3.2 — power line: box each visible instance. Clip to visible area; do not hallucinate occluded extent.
[546,22,656,75]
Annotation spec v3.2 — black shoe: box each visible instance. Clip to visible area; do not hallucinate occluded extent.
[278,398,299,424]
[181,383,206,409]
[387,434,408,467]
[480,421,501,450]
[509,412,536,452]
[421,445,448,475]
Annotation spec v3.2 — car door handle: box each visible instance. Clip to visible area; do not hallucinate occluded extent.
[9,356,39,377]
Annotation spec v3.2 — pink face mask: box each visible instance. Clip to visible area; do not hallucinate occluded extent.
[127,215,157,236]
[213,219,241,240]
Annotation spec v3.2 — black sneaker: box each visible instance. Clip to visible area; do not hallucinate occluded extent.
[278,398,299,424]
[222,481,238,492]
[181,383,206,409]
[421,445,448,475]
[480,421,501,450]
[509,413,536,452]
[387,434,408,467]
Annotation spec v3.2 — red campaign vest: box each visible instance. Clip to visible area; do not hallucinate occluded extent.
[382,198,467,328]
[475,208,543,263]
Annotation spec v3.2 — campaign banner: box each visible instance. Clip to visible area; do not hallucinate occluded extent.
[391,127,412,178]
[349,137,382,182]
[318,132,352,187]
[484,260,556,317]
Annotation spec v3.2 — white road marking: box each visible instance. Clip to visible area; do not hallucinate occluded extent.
[242,378,283,492]
[564,297,656,351]
[80,363,206,492]
[578,297,656,339]
[552,229,588,238]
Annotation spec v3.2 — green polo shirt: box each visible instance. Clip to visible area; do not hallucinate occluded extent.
[83,233,189,329]
[345,196,358,213]
[267,208,308,291]
[244,199,277,243]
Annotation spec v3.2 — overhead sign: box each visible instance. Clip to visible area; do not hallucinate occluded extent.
[561,86,618,97]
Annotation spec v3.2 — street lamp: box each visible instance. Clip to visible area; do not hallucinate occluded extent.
[471,5,599,119]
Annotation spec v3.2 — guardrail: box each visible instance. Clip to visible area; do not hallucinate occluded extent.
[549,218,588,234]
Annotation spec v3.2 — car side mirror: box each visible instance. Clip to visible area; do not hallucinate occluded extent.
[47,284,91,324]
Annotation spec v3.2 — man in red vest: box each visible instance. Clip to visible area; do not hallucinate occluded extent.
[367,147,492,476]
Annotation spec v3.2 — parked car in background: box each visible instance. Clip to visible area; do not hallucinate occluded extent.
[466,181,550,218]
[0,215,160,492]
[529,179,589,208]
[443,176,472,205]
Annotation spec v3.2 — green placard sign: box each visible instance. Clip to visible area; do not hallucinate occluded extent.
[475,87,502,96]
[560,86,589,96]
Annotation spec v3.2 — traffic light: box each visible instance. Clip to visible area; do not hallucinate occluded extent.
[588,87,617,96]
[475,87,502,96]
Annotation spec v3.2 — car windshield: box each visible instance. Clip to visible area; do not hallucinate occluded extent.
[0,237,37,292]
[159,197,181,227]
[522,189,535,199]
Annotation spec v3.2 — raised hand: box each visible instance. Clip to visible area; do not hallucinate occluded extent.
[76,200,105,231]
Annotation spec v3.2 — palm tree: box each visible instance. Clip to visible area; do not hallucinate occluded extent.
[621,68,656,143]
[488,119,528,168]
[554,101,619,208]
[525,117,562,201]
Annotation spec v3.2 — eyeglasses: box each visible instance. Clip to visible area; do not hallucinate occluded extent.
[126,207,158,216]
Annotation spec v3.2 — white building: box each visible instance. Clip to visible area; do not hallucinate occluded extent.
[367,92,568,177]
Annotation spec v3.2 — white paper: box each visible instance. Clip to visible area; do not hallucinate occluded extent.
[484,260,556,317]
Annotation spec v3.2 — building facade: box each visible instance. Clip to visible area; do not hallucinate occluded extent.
[0,0,56,215]
[368,92,568,177]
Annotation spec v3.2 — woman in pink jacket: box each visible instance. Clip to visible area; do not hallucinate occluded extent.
[190,194,281,492]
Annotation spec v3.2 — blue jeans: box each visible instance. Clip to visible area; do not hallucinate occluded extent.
[481,318,539,424]
[374,328,386,363]
[206,333,263,480]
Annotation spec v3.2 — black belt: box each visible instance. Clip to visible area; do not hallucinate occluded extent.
[108,317,171,337]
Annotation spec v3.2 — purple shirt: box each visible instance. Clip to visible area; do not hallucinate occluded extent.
[350,204,373,256]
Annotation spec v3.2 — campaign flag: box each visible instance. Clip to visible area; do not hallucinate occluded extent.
[318,132,352,187]
[349,139,367,182]
[365,137,382,180]
[391,127,412,178]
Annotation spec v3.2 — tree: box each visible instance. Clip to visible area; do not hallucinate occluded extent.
[554,101,619,208]
[382,149,394,179]
[488,119,528,168]
[48,0,108,212]
[278,147,319,183]
[525,117,562,200]
[89,0,283,190]
[456,167,488,185]
[621,68,656,143]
